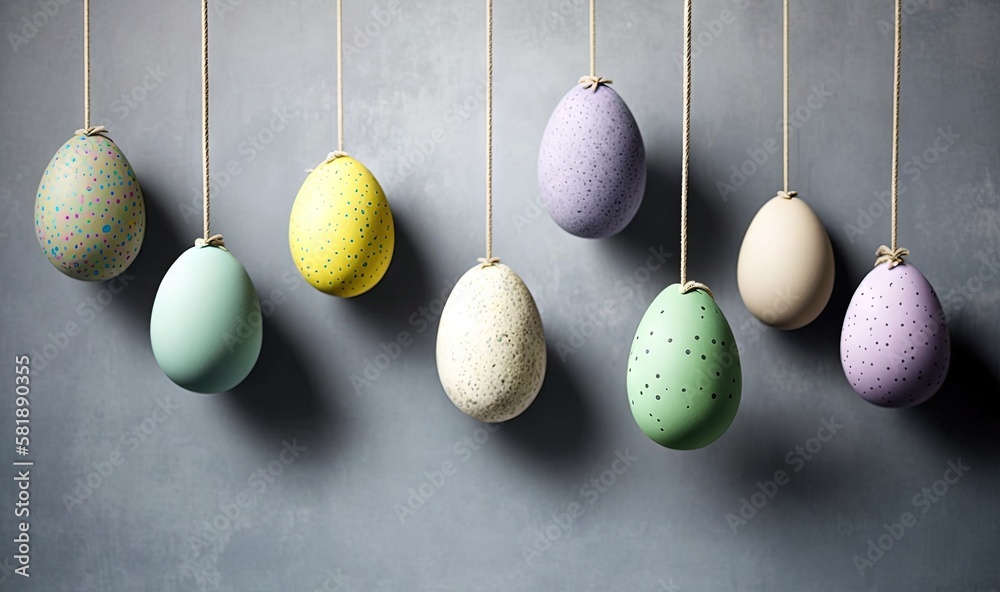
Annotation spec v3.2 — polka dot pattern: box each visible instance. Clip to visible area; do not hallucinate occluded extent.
[538,84,645,238]
[34,134,145,281]
[436,263,547,423]
[627,284,742,450]
[289,156,394,297]
[841,262,950,407]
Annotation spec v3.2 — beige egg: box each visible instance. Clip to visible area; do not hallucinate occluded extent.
[436,262,546,422]
[737,195,835,330]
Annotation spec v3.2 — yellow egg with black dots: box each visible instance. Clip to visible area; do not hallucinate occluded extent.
[289,155,394,297]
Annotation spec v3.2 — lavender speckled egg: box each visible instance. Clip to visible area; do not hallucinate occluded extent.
[436,262,546,422]
[538,84,645,238]
[841,262,950,407]
[34,133,145,280]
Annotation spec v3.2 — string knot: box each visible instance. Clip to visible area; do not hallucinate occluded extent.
[578,75,612,92]
[776,190,798,199]
[680,281,714,299]
[306,151,350,173]
[75,126,108,137]
[477,257,500,268]
[874,245,908,268]
[195,234,226,249]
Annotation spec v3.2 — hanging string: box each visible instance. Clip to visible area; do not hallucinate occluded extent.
[75,0,105,138]
[337,0,344,153]
[305,0,349,172]
[196,0,224,248]
[589,0,595,77]
[325,0,349,164]
[876,0,907,268]
[578,0,611,91]
[478,0,498,268]
[777,0,797,200]
[83,0,91,129]
[679,0,711,298]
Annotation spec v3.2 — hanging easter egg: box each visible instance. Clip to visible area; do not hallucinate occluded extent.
[436,262,546,422]
[150,245,262,394]
[841,259,949,407]
[628,285,742,450]
[289,155,394,297]
[538,81,646,238]
[34,132,145,280]
[737,193,834,329]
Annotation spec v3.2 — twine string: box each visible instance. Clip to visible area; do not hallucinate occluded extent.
[579,0,612,92]
[589,0,595,78]
[678,0,711,299]
[196,0,223,248]
[782,0,791,196]
[878,0,906,266]
[83,0,91,130]
[337,0,344,153]
[483,0,497,266]
[890,0,902,254]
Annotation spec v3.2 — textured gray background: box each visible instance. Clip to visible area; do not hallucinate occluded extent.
[1,0,998,590]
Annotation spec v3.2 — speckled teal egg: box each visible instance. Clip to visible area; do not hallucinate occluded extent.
[34,133,145,280]
[150,246,262,394]
[627,284,742,450]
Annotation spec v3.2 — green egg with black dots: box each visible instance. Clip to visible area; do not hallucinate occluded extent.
[627,284,742,450]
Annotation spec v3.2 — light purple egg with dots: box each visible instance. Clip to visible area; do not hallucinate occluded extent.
[841,262,950,407]
[538,83,645,238]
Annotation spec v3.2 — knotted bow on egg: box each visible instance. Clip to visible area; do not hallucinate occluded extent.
[874,245,910,268]
[578,75,613,92]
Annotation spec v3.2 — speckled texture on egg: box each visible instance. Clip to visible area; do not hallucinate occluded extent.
[34,133,145,281]
[436,263,547,422]
[627,284,742,450]
[538,84,646,238]
[737,195,835,329]
[289,156,394,297]
[841,262,950,407]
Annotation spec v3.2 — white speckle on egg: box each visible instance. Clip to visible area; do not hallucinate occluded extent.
[436,263,546,422]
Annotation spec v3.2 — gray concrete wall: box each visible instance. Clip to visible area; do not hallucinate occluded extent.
[0,0,997,590]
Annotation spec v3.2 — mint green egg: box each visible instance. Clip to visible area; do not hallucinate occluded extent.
[627,284,742,450]
[150,246,262,394]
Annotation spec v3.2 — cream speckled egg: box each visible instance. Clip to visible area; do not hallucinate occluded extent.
[34,133,145,280]
[436,262,546,422]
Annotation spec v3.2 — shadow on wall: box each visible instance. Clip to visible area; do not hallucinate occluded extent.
[497,344,604,476]
[333,209,434,335]
[611,158,730,289]
[767,229,855,360]
[109,178,188,324]
[226,313,346,463]
[909,334,1000,466]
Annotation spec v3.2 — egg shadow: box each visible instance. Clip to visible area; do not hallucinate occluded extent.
[496,345,602,475]
[767,230,856,363]
[710,404,858,509]
[108,178,188,324]
[907,333,1000,465]
[610,158,729,286]
[332,209,435,333]
[225,313,344,463]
